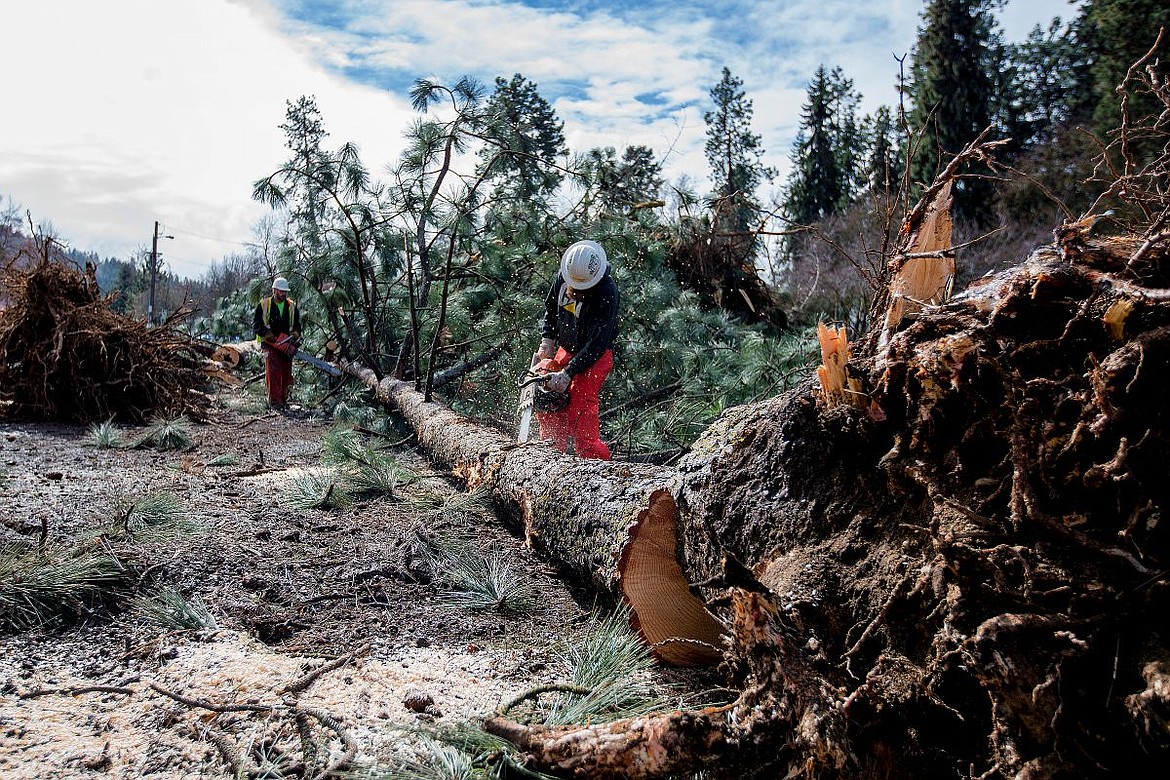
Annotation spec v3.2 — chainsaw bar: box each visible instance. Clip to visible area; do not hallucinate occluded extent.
[273,335,343,377]
[517,369,542,442]
[517,379,537,443]
[294,349,343,377]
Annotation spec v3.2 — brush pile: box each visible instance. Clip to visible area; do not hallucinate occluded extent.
[0,259,213,423]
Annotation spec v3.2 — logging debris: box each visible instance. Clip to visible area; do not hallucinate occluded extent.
[474,94,1170,775]
[0,258,223,423]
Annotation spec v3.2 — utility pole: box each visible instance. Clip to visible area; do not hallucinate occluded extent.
[147,221,174,325]
[149,220,160,325]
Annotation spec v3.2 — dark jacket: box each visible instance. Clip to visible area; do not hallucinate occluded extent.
[541,271,619,376]
[253,296,301,341]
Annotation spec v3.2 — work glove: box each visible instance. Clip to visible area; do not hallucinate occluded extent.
[545,370,571,393]
[538,338,557,361]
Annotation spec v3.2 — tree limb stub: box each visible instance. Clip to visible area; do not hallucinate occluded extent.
[483,708,732,779]
[344,363,724,665]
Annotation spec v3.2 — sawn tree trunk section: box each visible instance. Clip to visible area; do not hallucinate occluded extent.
[343,366,724,666]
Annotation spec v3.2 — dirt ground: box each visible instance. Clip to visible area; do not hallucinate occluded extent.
[0,388,707,779]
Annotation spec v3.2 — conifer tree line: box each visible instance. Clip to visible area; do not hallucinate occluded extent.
[19,0,1159,458]
[778,0,1168,335]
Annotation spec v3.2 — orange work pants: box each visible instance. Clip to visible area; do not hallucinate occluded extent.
[263,344,294,405]
[537,347,612,460]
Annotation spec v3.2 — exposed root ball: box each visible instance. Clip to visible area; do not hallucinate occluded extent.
[0,260,212,423]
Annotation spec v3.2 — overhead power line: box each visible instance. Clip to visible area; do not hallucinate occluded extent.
[166,225,259,248]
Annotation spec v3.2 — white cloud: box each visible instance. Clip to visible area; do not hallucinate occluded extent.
[1,0,413,277]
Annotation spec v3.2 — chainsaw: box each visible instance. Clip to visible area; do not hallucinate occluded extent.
[271,335,343,377]
[516,357,570,443]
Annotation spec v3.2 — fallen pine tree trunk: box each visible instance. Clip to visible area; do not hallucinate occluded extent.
[342,364,725,666]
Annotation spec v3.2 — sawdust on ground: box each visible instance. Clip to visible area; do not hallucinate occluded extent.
[0,390,700,778]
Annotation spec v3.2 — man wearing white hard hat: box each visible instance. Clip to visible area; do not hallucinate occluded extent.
[533,239,620,460]
[253,275,302,408]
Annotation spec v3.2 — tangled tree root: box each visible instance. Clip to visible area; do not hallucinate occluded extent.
[0,259,213,423]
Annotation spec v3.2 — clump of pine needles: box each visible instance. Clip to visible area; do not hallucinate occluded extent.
[131,414,195,451]
[539,607,664,725]
[206,453,240,467]
[86,419,123,449]
[0,489,203,630]
[322,426,415,498]
[328,384,385,429]
[115,491,199,543]
[286,469,354,510]
[0,541,128,630]
[408,489,493,526]
[422,538,540,615]
[366,736,480,780]
[130,586,218,630]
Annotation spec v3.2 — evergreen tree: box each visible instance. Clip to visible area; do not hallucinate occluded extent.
[703,66,776,229]
[477,73,567,199]
[783,65,865,224]
[255,95,395,364]
[1078,0,1170,138]
[577,145,664,216]
[863,105,905,195]
[1008,18,1093,148]
[95,259,145,315]
[689,67,785,326]
[908,0,1002,222]
[277,96,331,253]
[702,64,776,301]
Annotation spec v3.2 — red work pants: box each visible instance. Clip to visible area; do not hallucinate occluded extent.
[263,343,294,406]
[537,347,612,460]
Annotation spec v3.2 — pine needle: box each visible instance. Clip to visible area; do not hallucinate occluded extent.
[342,463,401,498]
[131,414,195,450]
[322,426,392,469]
[86,419,123,449]
[286,470,353,510]
[118,491,199,543]
[0,541,127,630]
[421,537,540,616]
[539,608,664,726]
[206,453,240,467]
[323,426,413,497]
[131,586,218,630]
[362,735,477,780]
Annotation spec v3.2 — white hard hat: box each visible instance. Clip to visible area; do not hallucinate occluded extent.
[560,240,608,290]
[272,276,291,291]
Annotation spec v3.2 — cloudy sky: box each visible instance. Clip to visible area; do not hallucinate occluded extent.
[3,0,1080,279]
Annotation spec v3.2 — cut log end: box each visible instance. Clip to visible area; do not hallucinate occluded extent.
[212,345,243,368]
[619,490,724,666]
